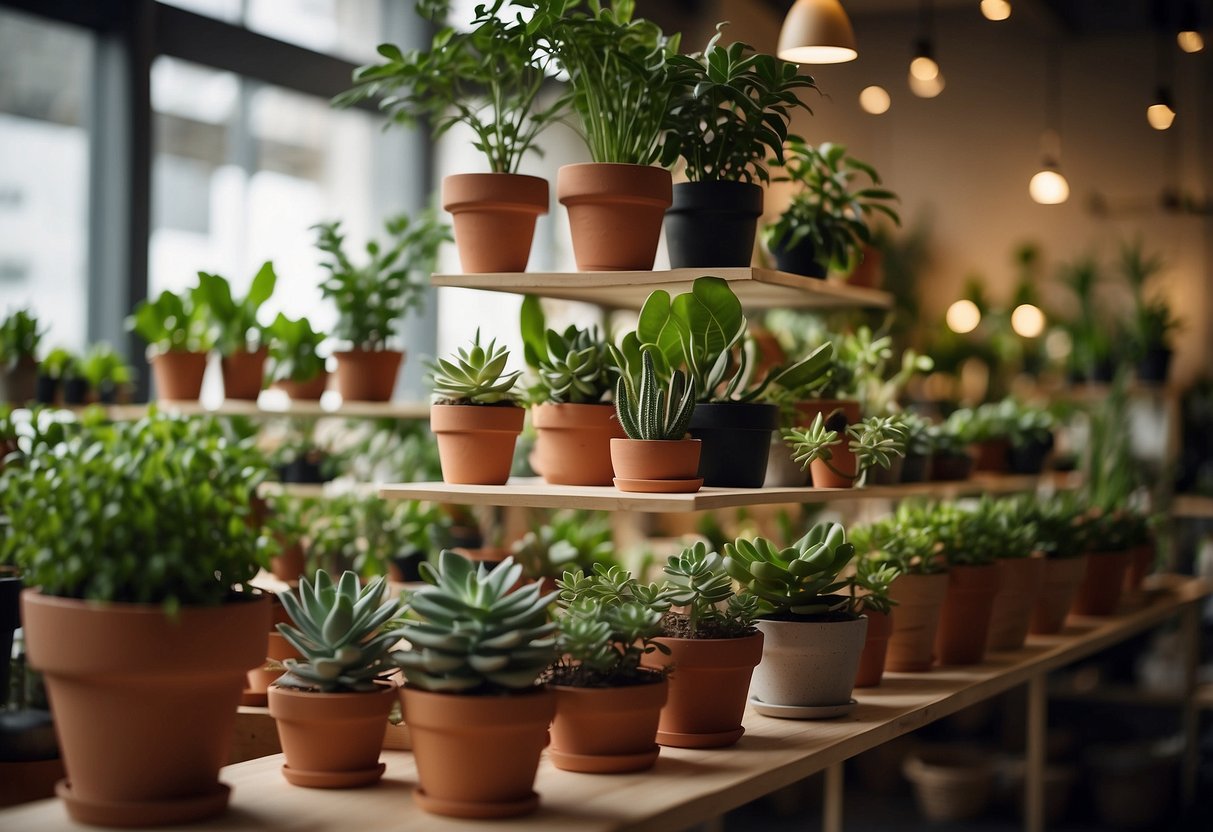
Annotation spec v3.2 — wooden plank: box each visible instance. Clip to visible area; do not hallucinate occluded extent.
[91,399,430,421]
[5,578,1205,832]
[1173,494,1213,520]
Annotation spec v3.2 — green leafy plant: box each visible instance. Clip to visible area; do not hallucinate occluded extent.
[614,348,695,441]
[1119,239,1179,358]
[195,263,277,354]
[1010,495,1087,558]
[266,314,328,384]
[783,412,907,481]
[722,522,856,618]
[40,347,79,380]
[427,329,522,405]
[662,542,760,639]
[850,506,945,575]
[510,510,617,580]
[847,554,900,616]
[79,343,134,390]
[0,309,43,369]
[127,288,214,354]
[929,498,1036,566]
[520,296,617,404]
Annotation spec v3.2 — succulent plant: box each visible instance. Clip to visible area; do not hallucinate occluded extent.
[662,542,760,639]
[783,412,907,481]
[614,348,695,441]
[847,554,900,616]
[395,552,557,694]
[427,329,522,405]
[534,325,616,404]
[850,504,945,575]
[723,522,855,617]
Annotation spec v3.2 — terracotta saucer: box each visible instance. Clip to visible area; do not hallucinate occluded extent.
[56,780,230,826]
[656,726,745,749]
[413,787,539,819]
[748,696,857,720]
[613,477,703,494]
[548,744,660,773]
[281,762,386,789]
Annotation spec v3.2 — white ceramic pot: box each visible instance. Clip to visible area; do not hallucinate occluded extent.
[752,616,868,707]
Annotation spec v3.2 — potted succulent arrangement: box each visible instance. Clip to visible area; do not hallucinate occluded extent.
[315,212,449,402]
[79,343,134,404]
[266,314,329,400]
[339,1,568,273]
[931,502,1002,665]
[35,347,83,405]
[763,140,899,279]
[660,28,816,267]
[5,413,271,826]
[427,329,525,485]
[0,308,42,404]
[611,348,700,493]
[848,555,900,688]
[1121,241,1178,384]
[979,497,1044,651]
[784,411,908,489]
[127,287,214,401]
[1026,496,1090,634]
[723,522,866,718]
[395,553,558,819]
[854,347,934,484]
[196,264,277,400]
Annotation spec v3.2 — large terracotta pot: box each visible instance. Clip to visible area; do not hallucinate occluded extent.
[443,173,548,273]
[986,556,1046,651]
[272,372,329,401]
[220,348,267,401]
[609,438,702,493]
[885,572,950,672]
[0,354,38,404]
[934,564,1000,666]
[401,686,554,819]
[1070,550,1132,616]
[532,402,623,486]
[332,349,403,402]
[268,683,396,788]
[431,404,525,485]
[795,400,861,488]
[151,350,208,401]
[642,631,763,748]
[1124,543,1154,592]
[1029,555,1088,635]
[855,609,893,688]
[971,439,1010,473]
[752,616,867,707]
[549,678,667,773]
[557,163,672,271]
[20,591,270,827]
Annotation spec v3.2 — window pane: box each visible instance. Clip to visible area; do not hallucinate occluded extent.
[156,0,243,24]
[246,0,382,62]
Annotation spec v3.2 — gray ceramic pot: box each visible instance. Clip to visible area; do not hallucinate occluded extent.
[751,616,868,707]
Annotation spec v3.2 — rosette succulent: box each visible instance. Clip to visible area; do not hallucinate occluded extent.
[427,329,522,405]
[723,522,855,617]
[662,542,760,639]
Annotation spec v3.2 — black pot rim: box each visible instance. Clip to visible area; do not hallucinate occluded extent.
[689,401,779,431]
[669,180,764,215]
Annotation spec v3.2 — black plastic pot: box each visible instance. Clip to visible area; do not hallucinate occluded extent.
[34,375,57,405]
[900,452,931,483]
[1,572,22,708]
[1007,436,1054,475]
[688,402,779,487]
[1091,357,1118,383]
[97,382,117,404]
[1136,347,1172,385]
[865,456,904,485]
[930,451,974,482]
[770,236,827,279]
[665,181,763,268]
[62,377,88,405]
[276,453,332,485]
[388,548,427,583]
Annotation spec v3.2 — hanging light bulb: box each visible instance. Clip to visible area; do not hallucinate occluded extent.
[980,0,1012,21]
[1030,49,1069,205]
[1178,2,1205,53]
[859,85,891,114]
[1029,164,1070,205]
[910,38,940,80]
[1011,304,1045,337]
[777,0,859,64]
[909,71,946,98]
[946,300,982,334]
[1147,87,1176,130]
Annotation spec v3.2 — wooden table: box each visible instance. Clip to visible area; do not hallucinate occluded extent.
[6,576,1206,832]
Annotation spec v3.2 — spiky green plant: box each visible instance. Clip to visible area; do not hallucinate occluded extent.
[614,348,695,441]
[427,329,522,405]
[533,325,616,404]
[662,542,760,639]
[783,413,907,481]
[722,522,855,617]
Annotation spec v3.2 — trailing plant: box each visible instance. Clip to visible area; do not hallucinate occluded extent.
[427,329,522,405]
[510,510,617,580]
[783,412,908,481]
[195,263,277,354]
[661,542,761,639]
[40,347,79,381]
[266,314,328,384]
[520,296,617,404]
[0,308,43,369]
[614,348,695,441]
[79,343,134,390]
[722,522,856,618]
[127,287,214,354]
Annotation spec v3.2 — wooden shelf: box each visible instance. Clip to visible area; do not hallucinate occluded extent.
[1174,494,1213,520]
[89,398,430,421]
[432,267,893,311]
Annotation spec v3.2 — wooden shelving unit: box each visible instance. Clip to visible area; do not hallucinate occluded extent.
[1174,494,1213,520]
[97,399,430,421]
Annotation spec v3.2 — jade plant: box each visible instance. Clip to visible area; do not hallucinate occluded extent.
[783,412,908,482]
[266,314,327,385]
[722,522,856,617]
[0,309,43,370]
[195,263,277,355]
[520,297,617,405]
[427,329,522,405]
[614,348,695,441]
[127,287,214,355]
[661,542,761,639]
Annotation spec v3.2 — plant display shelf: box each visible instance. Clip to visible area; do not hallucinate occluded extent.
[5,576,1205,832]
[93,398,431,421]
[432,267,893,310]
[1174,494,1213,520]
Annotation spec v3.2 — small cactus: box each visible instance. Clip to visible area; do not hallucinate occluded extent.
[615,348,696,441]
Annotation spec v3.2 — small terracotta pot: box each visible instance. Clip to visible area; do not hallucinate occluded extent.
[1070,550,1132,616]
[609,438,702,492]
[532,402,624,486]
[268,683,397,788]
[402,685,554,819]
[795,400,861,488]
[971,438,1010,473]
[557,163,672,271]
[443,173,548,273]
[272,373,329,401]
[934,564,1000,666]
[431,404,525,485]
[269,541,306,585]
[549,678,668,773]
[1029,555,1088,635]
[752,616,867,707]
[855,609,893,688]
[245,631,299,703]
[1124,543,1154,592]
[847,245,884,288]
[0,354,38,404]
[333,349,403,402]
[986,556,1046,651]
[642,632,764,748]
[886,572,950,672]
[151,350,208,401]
[220,348,267,401]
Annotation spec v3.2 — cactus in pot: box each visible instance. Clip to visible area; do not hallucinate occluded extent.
[611,348,700,492]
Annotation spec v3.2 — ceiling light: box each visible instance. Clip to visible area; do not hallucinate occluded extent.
[1178,2,1204,53]
[1011,304,1045,337]
[1147,87,1176,130]
[1029,166,1070,205]
[778,0,858,64]
[909,39,940,80]
[908,71,946,98]
[1177,29,1204,52]
[858,85,891,114]
[946,300,981,334]
[980,0,1011,22]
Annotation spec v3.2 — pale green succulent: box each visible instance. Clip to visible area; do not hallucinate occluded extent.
[427,329,521,404]
[534,325,616,404]
[783,412,907,481]
[614,347,695,441]
[723,522,855,616]
[663,542,760,638]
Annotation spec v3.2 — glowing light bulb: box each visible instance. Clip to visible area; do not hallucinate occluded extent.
[1147,102,1176,130]
[910,55,940,81]
[859,85,891,114]
[1177,30,1204,53]
[946,299,981,334]
[908,71,946,98]
[981,0,1011,21]
[1029,168,1070,204]
[1011,304,1045,337]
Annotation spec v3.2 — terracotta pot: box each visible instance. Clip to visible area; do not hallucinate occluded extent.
[1124,543,1154,592]
[1029,555,1088,635]
[272,373,329,401]
[20,591,270,827]
[904,747,995,822]
[609,438,702,492]
[332,349,403,402]
[431,404,525,485]
[443,173,548,273]
[752,616,867,707]
[549,678,668,773]
[245,632,299,703]
[268,683,396,788]
[641,632,763,748]
[401,685,554,819]
[151,350,208,401]
[220,348,267,401]
[557,163,672,271]
[269,541,306,585]
[934,564,1000,666]
[855,609,893,688]
[971,438,1010,473]
[795,400,861,488]
[886,572,950,672]
[532,402,624,486]
[1070,549,1132,616]
[847,245,884,288]
[0,355,38,404]
[986,556,1046,651]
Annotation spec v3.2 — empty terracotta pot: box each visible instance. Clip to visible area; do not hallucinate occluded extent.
[855,609,894,687]
[934,564,1000,666]
[272,373,329,401]
[557,163,672,271]
[1070,550,1133,616]
[220,348,267,401]
[795,400,861,488]
[549,678,668,773]
[268,683,396,788]
[332,349,403,402]
[886,572,949,672]
[431,404,525,485]
[971,438,1010,473]
[1029,555,1088,635]
[151,350,208,401]
[751,616,867,707]
[609,438,702,492]
[443,173,548,273]
[986,556,1046,651]
[1124,543,1155,592]
[532,402,624,486]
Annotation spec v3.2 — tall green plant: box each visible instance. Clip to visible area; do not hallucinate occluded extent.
[195,263,277,355]
[0,309,43,369]
[127,288,214,354]
[266,314,327,384]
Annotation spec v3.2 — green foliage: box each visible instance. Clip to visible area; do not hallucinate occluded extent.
[1120,240,1179,356]
[40,347,79,380]
[783,412,907,480]
[933,497,1037,565]
[520,298,617,403]
[266,314,328,384]
[79,343,134,389]
[850,505,945,575]
[0,309,43,368]
[722,522,855,617]
[195,263,277,354]
[1010,494,1087,559]
[510,510,616,580]
[946,399,1054,447]
[1057,254,1116,376]
[127,288,214,354]
[848,553,900,615]
[892,411,933,457]
[428,329,522,405]
[662,542,760,639]
[308,494,447,578]
[329,419,444,484]
[614,348,695,440]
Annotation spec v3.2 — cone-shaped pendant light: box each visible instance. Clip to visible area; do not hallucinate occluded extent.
[778,0,858,64]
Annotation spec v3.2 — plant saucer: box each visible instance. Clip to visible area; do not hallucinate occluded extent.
[613,477,703,494]
[748,696,856,720]
[281,762,386,789]
[414,787,539,819]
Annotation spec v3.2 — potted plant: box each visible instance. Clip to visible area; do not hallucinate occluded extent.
[784,411,907,489]
[510,510,616,592]
[894,411,933,483]
[339,1,567,273]
[427,330,524,485]
[979,497,1044,651]
[395,552,557,818]
[1120,241,1178,384]
[547,563,671,772]
[611,348,700,493]
[315,212,449,402]
[6,413,271,826]
[660,28,815,267]
[854,348,934,484]
[243,592,299,707]
[932,502,1002,665]
[763,140,899,279]
[927,419,975,481]
[127,287,214,401]
[0,308,42,404]
[723,522,866,717]
[1070,508,1135,616]
[1026,496,1090,634]
[848,555,900,688]
[196,263,276,400]
[641,542,763,748]
[79,343,135,404]
[35,347,79,405]
[262,493,313,584]
[1006,400,1056,474]
[266,314,329,400]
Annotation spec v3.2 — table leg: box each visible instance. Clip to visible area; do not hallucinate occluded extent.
[823,762,844,832]
[1180,602,1201,808]
[1026,673,1047,832]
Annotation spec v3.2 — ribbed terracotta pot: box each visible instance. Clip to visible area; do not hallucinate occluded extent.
[401,686,554,819]
[268,683,396,788]
[272,373,329,401]
[1124,543,1154,592]
[795,400,861,488]
[549,678,668,773]
[532,402,624,486]
[752,616,867,707]
[641,631,764,748]
[333,349,403,402]
[855,609,893,688]
[934,564,1000,666]
[609,438,702,492]
[971,439,1010,473]
[1070,550,1132,616]
[1029,555,1088,635]
[557,163,672,271]
[20,591,270,827]
[986,556,1046,651]
[443,173,548,273]
[431,404,525,485]
[151,350,208,401]
[220,348,267,401]
[886,572,950,672]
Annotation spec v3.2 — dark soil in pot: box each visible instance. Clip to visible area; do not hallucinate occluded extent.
[665,181,763,268]
[770,237,826,279]
[1135,346,1172,385]
[688,402,778,487]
